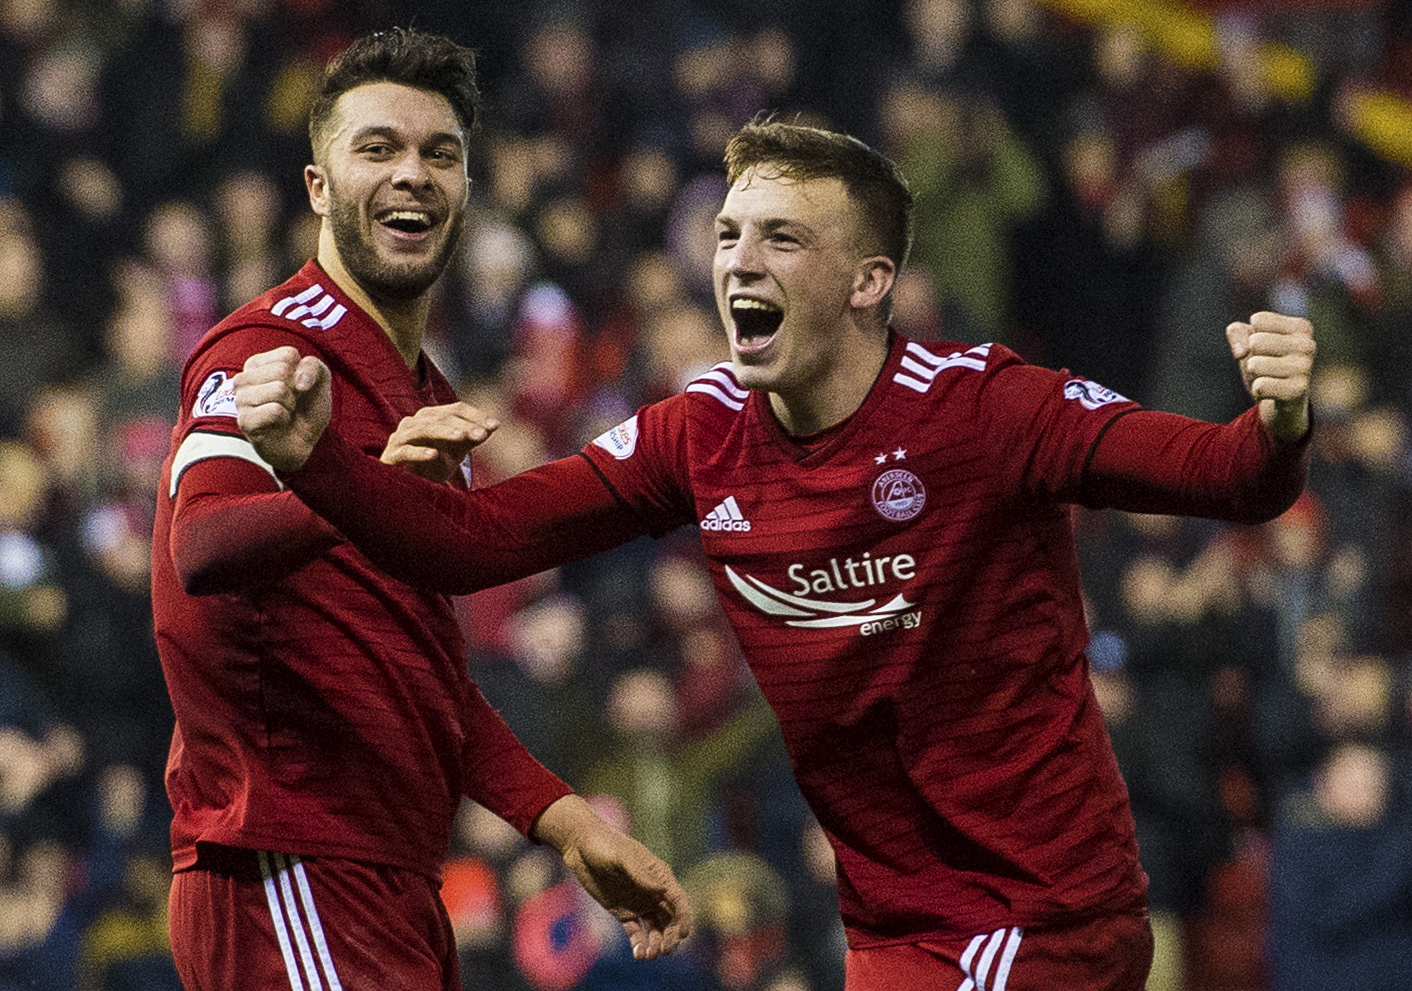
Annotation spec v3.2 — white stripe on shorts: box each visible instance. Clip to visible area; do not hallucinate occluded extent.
[258,851,343,991]
[955,926,1025,991]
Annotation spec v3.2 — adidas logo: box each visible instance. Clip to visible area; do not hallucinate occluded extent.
[700,496,752,532]
[271,283,347,331]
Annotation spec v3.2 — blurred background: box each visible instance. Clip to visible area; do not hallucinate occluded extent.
[2,0,1412,988]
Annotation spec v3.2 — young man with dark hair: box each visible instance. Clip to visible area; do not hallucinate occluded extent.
[152,27,689,991]
[235,118,1315,989]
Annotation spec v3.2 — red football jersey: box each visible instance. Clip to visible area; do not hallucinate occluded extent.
[585,340,1152,945]
[151,261,570,879]
[279,333,1308,944]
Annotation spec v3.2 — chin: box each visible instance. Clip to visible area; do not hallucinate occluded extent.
[731,366,786,396]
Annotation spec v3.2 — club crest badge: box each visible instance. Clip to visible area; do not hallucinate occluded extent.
[872,468,926,522]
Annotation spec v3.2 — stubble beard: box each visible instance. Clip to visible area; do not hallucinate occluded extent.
[327,190,465,304]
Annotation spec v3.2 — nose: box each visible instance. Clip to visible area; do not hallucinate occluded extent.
[721,233,763,279]
[390,149,432,190]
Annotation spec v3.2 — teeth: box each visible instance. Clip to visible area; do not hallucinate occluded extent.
[384,210,431,223]
[731,298,780,313]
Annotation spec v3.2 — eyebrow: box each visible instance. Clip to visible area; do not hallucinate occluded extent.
[348,125,464,150]
[714,214,816,238]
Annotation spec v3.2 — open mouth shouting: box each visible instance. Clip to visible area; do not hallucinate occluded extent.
[730,296,783,356]
[376,207,438,244]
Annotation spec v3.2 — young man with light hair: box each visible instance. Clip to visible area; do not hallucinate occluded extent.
[236,118,1313,990]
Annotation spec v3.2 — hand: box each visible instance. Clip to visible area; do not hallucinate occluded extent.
[1226,311,1315,442]
[234,346,332,471]
[532,795,692,960]
[380,402,499,483]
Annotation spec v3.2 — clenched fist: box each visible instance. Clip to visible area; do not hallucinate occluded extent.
[234,346,332,472]
[1226,311,1315,443]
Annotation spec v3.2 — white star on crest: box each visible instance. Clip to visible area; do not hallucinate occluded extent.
[893,448,907,461]
[874,452,888,465]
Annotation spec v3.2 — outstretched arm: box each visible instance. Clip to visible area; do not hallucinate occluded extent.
[234,346,653,593]
[1080,312,1314,521]
[532,794,693,960]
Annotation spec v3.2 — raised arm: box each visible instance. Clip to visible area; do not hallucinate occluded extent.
[169,337,345,595]
[1225,311,1315,442]
[1082,312,1314,521]
[235,347,652,593]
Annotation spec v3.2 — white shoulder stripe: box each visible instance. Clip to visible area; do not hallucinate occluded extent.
[904,341,946,368]
[894,343,993,393]
[894,373,934,394]
[698,362,749,397]
[900,354,940,379]
[272,284,323,316]
[271,283,347,330]
[170,431,280,497]
[686,382,746,410]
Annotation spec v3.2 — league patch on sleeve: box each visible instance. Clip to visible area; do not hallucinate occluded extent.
[193,371,238,419]
[592,415,639,460]
[1063,378,1128,411]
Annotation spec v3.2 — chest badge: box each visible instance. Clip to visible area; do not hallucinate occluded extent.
[871,468,926,522]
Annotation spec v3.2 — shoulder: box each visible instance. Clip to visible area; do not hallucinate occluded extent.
[683,362,749,412]
[878,339,1022,412]
[892,339,1018,386]
[187,264,350,372]
[677,362,754,445]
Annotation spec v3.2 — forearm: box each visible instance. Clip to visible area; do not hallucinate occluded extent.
[1081,406,1310,523]
[530,793,598,850]
[171,458,342,594]
[280,428,646,594]
[461,682,573,836]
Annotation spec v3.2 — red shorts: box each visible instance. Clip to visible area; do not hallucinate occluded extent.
[169,845,459,991]
[844,911,1153,991]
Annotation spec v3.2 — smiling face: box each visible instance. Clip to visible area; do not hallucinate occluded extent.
[308,81,469,303]
[713,167,893,431]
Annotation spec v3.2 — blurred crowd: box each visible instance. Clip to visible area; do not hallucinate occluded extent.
[2,0,1412,989]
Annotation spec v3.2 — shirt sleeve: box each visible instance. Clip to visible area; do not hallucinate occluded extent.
[1080,406,1310,522]
[577,394,696,533]
[279,428,652,594]
[978,352,1309,522]
[460,683,574,835]
[170,457,342,594]
[168,326,342,594]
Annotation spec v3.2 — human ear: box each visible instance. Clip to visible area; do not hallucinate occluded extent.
[305,164,329,217]
[851,256,896,311]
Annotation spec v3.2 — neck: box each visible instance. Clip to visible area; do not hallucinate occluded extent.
[769,324,891,436]
[317,231,427,368]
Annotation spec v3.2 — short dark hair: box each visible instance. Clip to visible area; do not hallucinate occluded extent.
[723,117,913,272]
[309,27,480,157]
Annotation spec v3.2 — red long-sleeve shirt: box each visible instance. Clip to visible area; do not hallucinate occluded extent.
[281,334,1308,943]
[152,262,571,879]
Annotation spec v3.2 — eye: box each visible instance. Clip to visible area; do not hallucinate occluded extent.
[360,143,393,158]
